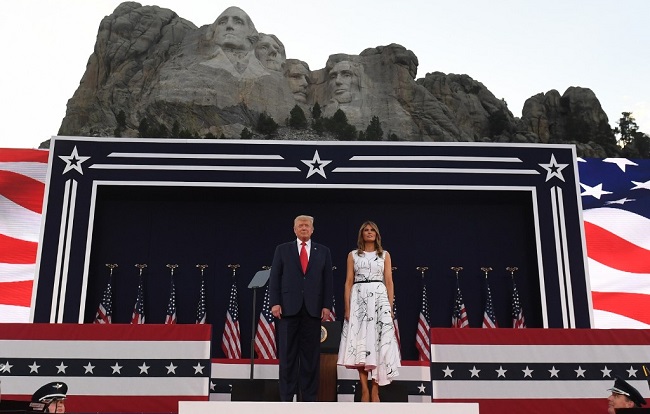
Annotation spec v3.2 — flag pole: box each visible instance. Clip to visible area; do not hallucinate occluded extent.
[248,265,270,380]
[195,264,208,324]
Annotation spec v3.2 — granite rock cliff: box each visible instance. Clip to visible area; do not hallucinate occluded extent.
[56,2,619,156]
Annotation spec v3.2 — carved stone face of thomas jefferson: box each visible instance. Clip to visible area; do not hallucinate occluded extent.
[328,61,358,104]
[255,34,285,72]
[214,6,256,51]
[286,60,310,103]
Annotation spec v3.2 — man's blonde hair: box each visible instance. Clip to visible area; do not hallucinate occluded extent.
[294,215,314,226]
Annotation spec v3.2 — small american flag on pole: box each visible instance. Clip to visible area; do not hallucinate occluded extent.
[254,285,276,359]
[222,277,241,358]
[415,284,431,361]
[511,276,526,329]
[131,272,145,324]
[482,271,498,328]
[393,296,401,351]
[326,295,337,321]
[164,278,177,324]
[94,277,113,324]
[196,274,207,324]
[452,283,469,328]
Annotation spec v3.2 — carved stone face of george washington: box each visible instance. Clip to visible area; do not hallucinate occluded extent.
[213,6,256,51]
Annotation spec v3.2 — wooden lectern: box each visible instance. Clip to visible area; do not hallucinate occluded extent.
[318,321,342,401]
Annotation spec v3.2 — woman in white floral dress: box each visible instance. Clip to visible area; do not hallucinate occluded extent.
[337,221,400,402]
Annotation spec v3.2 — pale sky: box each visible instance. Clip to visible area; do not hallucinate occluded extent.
[2,0,648,149]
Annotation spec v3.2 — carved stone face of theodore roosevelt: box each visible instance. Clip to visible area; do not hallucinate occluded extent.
[286,60,310,103]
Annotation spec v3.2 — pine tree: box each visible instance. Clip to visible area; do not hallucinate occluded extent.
[312,102,322,119]
[257,112,279,135]
[138,118,149,138]
[289,105,308,129]
[240,127,253,139]
[365,116,383,141]
[615,112,640,146]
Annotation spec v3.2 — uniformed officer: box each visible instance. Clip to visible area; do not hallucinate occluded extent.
[29,382,67,413]
[607,376,646,413]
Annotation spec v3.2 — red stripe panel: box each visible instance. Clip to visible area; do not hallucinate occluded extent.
[0,280,33,307]
[212,358,279,364]
[0,170,45,213]
[0,148,49,163]
[0,234,38,263]
[592,291,650,325]
[209,358,429,366]
[433,398,600,414]
[0,323,212,341]
[401,360,429,367]
[429,327,650,345]
[2,394,206,414]
[585,221,650,273]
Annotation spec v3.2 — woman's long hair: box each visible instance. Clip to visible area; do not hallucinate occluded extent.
[356,221,384,257]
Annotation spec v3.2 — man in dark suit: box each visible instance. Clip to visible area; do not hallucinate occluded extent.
[269,215,333,401]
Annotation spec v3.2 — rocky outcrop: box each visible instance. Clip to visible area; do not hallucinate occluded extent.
[59,2,197,136]
[57,2,619,156]
[520,87,614,142]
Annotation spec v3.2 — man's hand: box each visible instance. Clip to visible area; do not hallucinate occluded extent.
[272,305,282,319]
[321,308,331,321]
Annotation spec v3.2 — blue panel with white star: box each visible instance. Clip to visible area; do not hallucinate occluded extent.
[34,138,589,329]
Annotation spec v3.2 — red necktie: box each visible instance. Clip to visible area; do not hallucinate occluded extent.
[300,242,308,274]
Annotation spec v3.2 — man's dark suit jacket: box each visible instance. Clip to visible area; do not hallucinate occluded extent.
[269,240,333,317]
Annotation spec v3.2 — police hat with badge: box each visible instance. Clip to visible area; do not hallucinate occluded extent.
[28,382,67,412]
[609,376,647,408]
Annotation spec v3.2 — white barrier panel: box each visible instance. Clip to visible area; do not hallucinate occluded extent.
[337,362,431,402]
[179,401,479,414]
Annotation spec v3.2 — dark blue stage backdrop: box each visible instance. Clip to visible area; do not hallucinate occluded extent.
[33,138,591,359]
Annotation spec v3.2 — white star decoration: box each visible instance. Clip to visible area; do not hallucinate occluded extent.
[166,362,177,374]
[2,361,13,373]
[539,154,568,182]
[580,182,612,199]
[469,366,481,378]
[603,158,638,172]
[210,381,216,391]
[56,362,67,374]
[496,366,507,378]
[631,179,650,190]
[111,362,123,374]
[522,366,533,378]
[601,366,612,378]
[443,366,454,377]
[139,363,150,374]
[301,150,332,178]
[549,366,560,378]
[58,145,91,175]
[29,361,40,373]
[627,366,638,377]
[193,363,205,374]
[418,383,426,394]
[575,366,586,378]
[606,197,635,205]
[83,362,95,374]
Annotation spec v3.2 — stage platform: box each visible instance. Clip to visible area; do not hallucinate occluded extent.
[180,401,479,414]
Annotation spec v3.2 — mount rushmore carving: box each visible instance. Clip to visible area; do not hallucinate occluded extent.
[57,2,618,156]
